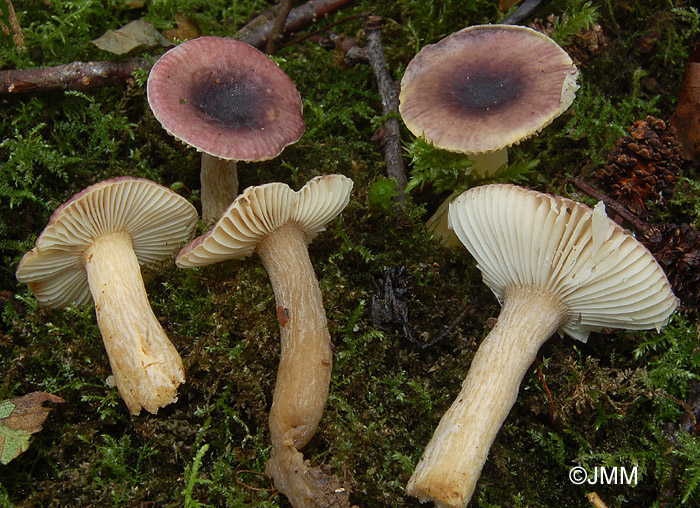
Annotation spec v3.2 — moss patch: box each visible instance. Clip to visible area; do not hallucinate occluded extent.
[1,1,699,507]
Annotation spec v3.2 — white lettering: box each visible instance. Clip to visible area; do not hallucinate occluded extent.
[579,467,637,485]
[599,467,617,484]
[620,467,638,486]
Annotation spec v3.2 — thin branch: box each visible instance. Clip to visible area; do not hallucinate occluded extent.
[364,15,408,197]
[416,301,474,349]
[0,0,357,95]
[501,0,554,25]
[305,29,367,67]
[265,0,293,55]
[242,0,358,50]
[565,177,650,233]
[535,356,558,428]
[0,57,154,94]
[281,13,368,52]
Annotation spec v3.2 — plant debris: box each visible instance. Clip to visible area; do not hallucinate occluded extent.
[671,42,700,163]
[370,265,414,339]
[592,115,682,219]
[0,391,65,465]
[642,222,700,310]
[530,13,609,67]
[370,265,471,349]
[91,19,172,55]
[2,1,700,507]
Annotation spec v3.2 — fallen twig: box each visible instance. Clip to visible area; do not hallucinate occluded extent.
[0,57,154,94]
[265,0,293,55]
[313,29,367,65]
[535,356,558,428]
[501,0,554,25]
[364,15,408,197]
[242,0,358,50]
[565,177,650,233]
[0,0,356,95]
[585,492,609,508]
[415,301,474,349]
[282,12,367,55]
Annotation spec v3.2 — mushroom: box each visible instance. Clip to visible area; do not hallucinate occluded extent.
[147,36,305,221]
[398,24,579,246]
[406,184,679,508]
[15,177,198,415]
[176,174,353,507]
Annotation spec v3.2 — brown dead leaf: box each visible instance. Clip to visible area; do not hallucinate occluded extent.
[163,14,202,43]
[0,391,65,465]
[671,42,700,162]
[91,19,172,55]
[499,0,522,12]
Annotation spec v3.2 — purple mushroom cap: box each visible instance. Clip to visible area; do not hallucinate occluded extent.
[147,36,305,162]
[399,25,579,154]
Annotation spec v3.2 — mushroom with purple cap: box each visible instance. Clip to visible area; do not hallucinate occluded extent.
[147,36,305,221]
[406,184,679,508]
[399,24,579,246]
[15,177,198,415]
[176,174,353,508]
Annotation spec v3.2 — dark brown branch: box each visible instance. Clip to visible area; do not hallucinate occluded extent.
[0,0,356,95]
[313,30,367,65]
[364,15,408,197]
[565,177,650,233]
[501,0,554,25]
[265,0,293,55]
[281,13,368,53]
[1,57,153,94]
[242,0,358,50]
[416,301,474,349]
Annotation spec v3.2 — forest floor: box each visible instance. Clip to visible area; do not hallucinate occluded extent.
[1,1,699,507]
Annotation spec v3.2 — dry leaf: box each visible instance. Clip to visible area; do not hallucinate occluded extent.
[163,14,202,43]
[0,391,65,465]
[671,42,700,162]
[499,0,522,12]
[91,19,172,55]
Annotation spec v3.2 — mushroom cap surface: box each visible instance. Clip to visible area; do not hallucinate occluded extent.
[176,174,353,267]
[147,36,305,162]
[16,177,198,309]
[399,24,579,154]
[448,184,679,341]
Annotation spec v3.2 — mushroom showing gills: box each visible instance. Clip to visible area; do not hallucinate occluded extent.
[15,177,198,415]
[147,36,305,221]
[399,24,579,246]
[406,184,679,508]
[176,175,353,508]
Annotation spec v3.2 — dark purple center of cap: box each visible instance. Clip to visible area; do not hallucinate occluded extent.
[192,72,268,131]
[446,70,525,115]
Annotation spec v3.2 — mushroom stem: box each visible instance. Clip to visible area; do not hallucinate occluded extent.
[83,231,185,415]
[256,222,334,507]
[425,149,508,248]
[469,148,508,177]
[200,153,239,222]
[407,286,567,508]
